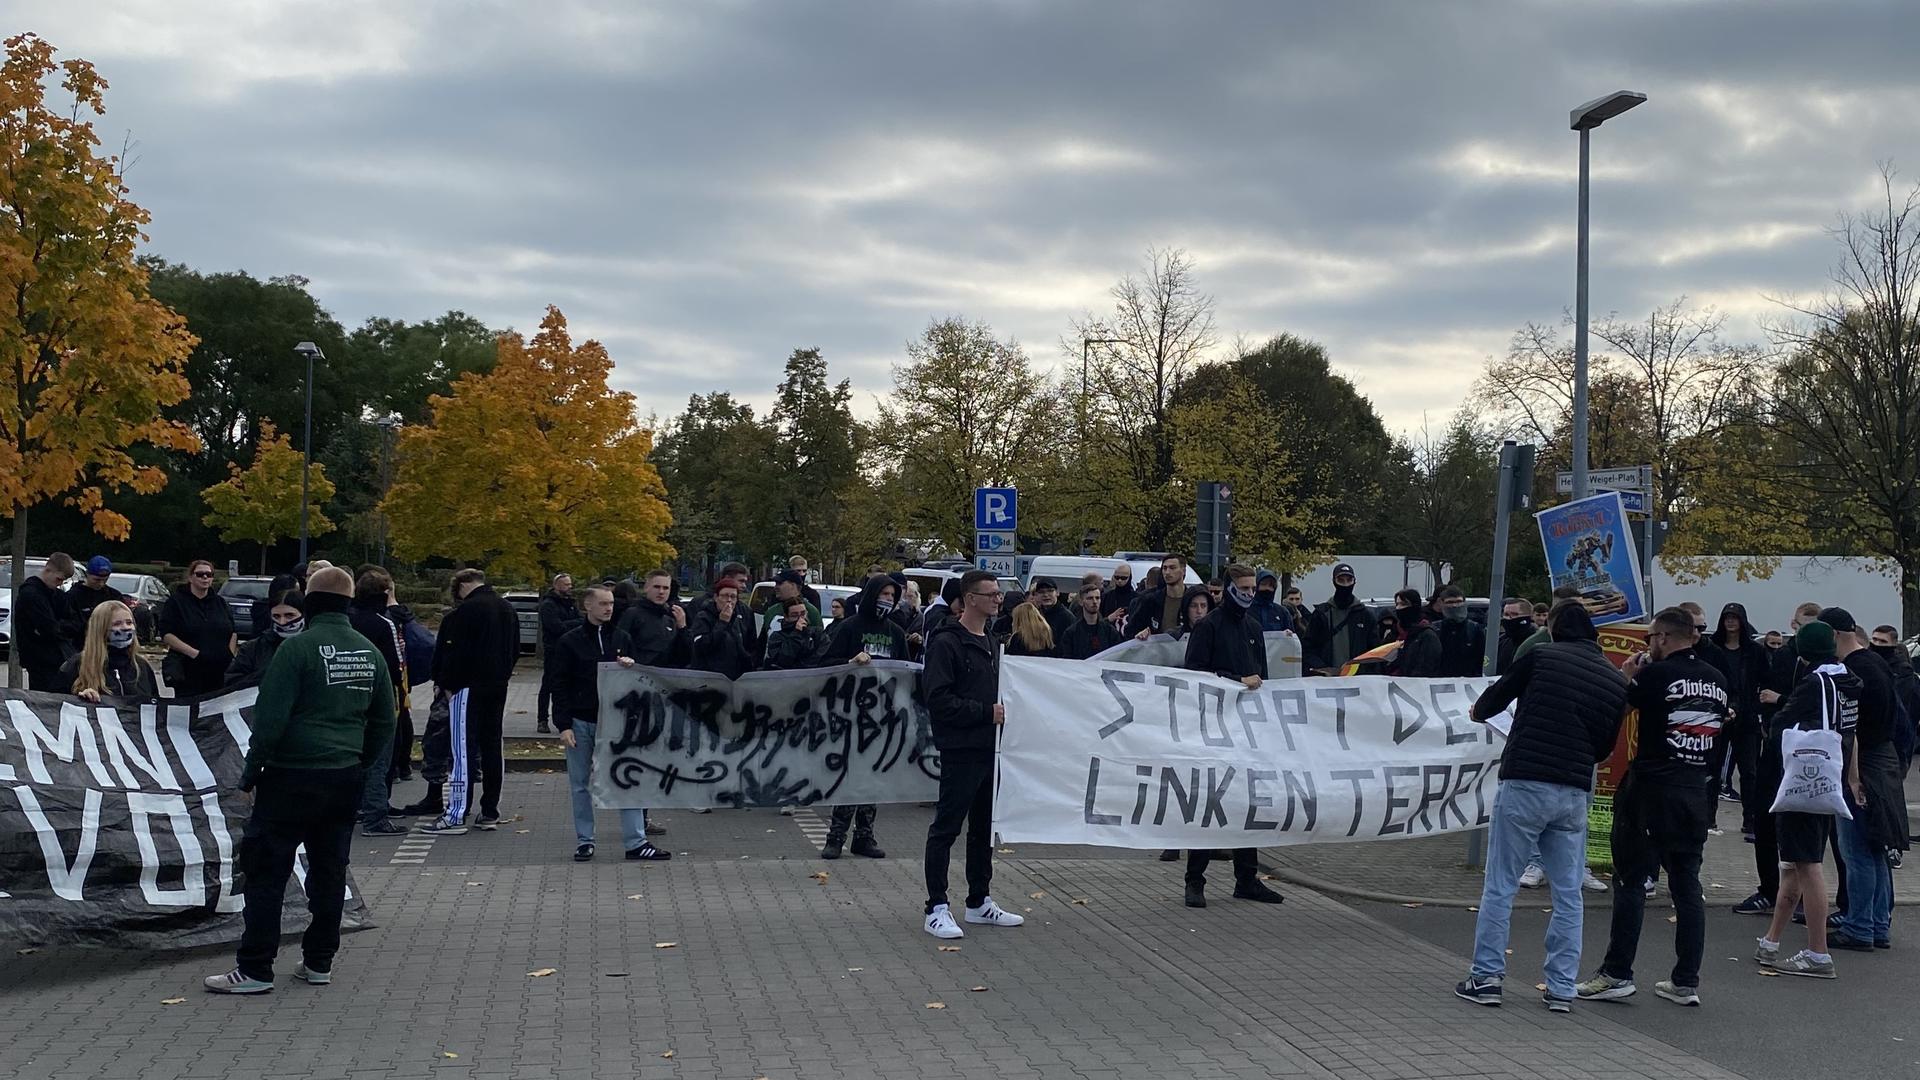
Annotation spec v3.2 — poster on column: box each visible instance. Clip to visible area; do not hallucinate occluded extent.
[1536,491,1647,625]
[994,656,1508,848]
[0,686,370,949]
[592,661,942,809]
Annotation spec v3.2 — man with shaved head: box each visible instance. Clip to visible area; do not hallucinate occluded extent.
[206,565,396,995]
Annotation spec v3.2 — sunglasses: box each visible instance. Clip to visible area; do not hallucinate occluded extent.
[191,571,214,579]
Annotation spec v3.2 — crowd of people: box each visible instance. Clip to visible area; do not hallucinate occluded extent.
[10,549,1915,1001]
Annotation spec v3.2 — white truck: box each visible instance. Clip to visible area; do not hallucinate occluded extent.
[1656,555,1905,635]
[1285,556,1441,608]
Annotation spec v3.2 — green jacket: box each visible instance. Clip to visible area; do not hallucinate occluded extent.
[1513,626,1553,663]
[242,611,397,788]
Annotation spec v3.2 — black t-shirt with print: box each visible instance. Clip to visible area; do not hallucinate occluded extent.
[1625,648,1730,785]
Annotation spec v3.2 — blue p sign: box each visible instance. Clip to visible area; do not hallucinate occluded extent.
[974,487,1017,531]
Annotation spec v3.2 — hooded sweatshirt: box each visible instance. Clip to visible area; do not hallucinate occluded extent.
[1702,602,1768,723]
[824,575,911,662]
[1247,571,1291,633]
[1182,584,1267,680]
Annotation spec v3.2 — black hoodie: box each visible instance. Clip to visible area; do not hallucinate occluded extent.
[616,594,688,667]
[1182,588,1266,680]
[825,575,911,662]
[158,583,235,686]
[1702,602,1768,723]
[922,618,1000,756]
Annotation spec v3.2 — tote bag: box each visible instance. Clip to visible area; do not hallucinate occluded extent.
[1769,670,1852,820]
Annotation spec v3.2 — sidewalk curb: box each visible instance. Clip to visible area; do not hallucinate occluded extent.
[1260,859,1920,909]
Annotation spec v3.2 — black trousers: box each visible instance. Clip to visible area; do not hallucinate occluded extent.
[389,707,414,780]
[1750,746,1782,899]
[537,667,554,725]
[24,663,61,693]
[465,685,507,817]
[1603,777,1708,987]
[236,766,360,981]
[827,803,877,841]
[1731,719,1762,831]
[1186,848,1258,889]
[925,754,994,912]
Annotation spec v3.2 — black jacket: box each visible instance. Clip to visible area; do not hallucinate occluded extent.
[158,584,235,684]
[1472,639,1629,791]
[916,602,955,640]
[1183,598,1267,680]
[15,575,71,670]
[1435,616,1485,677]
[1301,596,1379,672]
[432,585,519,692]
[616,595,688,667]
[225,632,289,687]
[1123,585,1191,639]
[54,649,158,698]
[825,577,911,663]
[349,597,407,700]
[1035,601,1075,642]
[62,580,125,649]
[545,621,631,729]
[922,620,1000,756]
[539,591,581,647]
[1058,615,1123,660]
[1100,583,1136,621]
[763,624,829,670]
[1006,631,1055,658]
[1703,616,1769,726]
[686,586,760,661]
[688,603,756,679]
[1389,616,1443,678]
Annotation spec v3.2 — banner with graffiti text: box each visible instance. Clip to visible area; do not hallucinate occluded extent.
[0,686,369,948]
[592,661,940,809]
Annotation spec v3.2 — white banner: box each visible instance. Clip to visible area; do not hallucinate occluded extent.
[1090,630,1303,679]
[995,656,1506,848]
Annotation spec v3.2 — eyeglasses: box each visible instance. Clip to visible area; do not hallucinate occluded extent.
[968,590,1002,601]
[1694,625,1708,634]
[191,571,214,579]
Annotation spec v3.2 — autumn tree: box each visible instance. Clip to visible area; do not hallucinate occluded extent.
[382,307,673,584]
[201,422,336,572]
[869,318,1065,555]
[1,34,199,682]
[1169,371,1336,574]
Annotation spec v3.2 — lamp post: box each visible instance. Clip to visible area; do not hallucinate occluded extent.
[293,341,324,563]
[372,414,402,567]
[1567,90,1645,500]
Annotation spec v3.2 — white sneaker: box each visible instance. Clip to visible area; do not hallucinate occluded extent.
[779,806,796,816]
[924,904,964,939]
[1519,863,1545,888]
[964,897,1025,927]
[1582,869,1609,892]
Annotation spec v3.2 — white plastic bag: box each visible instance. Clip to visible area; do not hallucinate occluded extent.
[1769,670,1852,820]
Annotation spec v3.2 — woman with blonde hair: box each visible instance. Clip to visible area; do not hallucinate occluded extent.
[1005,601,1056,658]
[55,601,158,701]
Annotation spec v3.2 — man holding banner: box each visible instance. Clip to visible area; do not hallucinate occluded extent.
[1180,564,1285,909]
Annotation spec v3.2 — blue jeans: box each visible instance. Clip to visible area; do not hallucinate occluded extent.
[1836,811,1892,941]
[564,720,646,849]
[359,727,395,825]
[1470,779,1591,998]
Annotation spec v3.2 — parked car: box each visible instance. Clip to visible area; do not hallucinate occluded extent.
[111,573,171,644]
[218,575,276,638]
[502,591,541,654]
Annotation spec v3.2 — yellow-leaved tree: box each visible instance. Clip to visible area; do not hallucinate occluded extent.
[2,34,198,681]
[202,422,336,572]
[382,307,673,583]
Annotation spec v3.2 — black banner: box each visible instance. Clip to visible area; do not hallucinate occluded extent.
[0,685,370,949]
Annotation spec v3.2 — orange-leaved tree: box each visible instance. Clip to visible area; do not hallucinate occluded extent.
[1,34,198,681]
[382,306,673,583]
[202,422,337,572]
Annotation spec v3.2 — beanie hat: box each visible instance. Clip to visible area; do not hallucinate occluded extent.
[1795,620,1837,662]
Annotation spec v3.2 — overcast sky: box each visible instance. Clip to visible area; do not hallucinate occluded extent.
[16,0,1920,433]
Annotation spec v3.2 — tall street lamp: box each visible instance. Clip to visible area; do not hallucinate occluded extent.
[373,414,403,567]
[1568,89,1646,500]
[293,341,325,563]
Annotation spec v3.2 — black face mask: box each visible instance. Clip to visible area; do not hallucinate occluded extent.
[1873,644,1907,665]
[1334,583,1355,603]
[1504,616,1535,638]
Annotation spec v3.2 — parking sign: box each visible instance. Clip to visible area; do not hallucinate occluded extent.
[974,487,1017,531]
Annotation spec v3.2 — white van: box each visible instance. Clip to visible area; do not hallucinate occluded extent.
[1023,555,1202,594]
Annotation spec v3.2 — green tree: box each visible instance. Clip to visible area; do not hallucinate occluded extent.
[770,349,867,567]
[202,423,336,572]
[652,392,786,577]
[1388,415,1499,592]
[347,311,498,423]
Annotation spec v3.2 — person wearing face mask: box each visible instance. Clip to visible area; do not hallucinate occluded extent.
[1248,571,1291,633]
[1432,585,1485,677]
[1179,565,1287,909]
[1386,588,1442,678]
[1496,597,1536,675]
[1101,562,1137,626]
[55,600,158,700]
[1703,603,1768,831]
[226,591,307,687]
[816,574,911,859]
[1868,624,1919,778]
[62,555,125,652]
[1302,563,1378,676]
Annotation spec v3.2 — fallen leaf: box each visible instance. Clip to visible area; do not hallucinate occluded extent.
[810,871,830,883]
[159,997,185,1005]
[924,1002,946,1009]
[1708,883,1725,890]
[532,781,545,786]
[1071,898,1089,906]
[653,942,678,949]
[442,1052,460,1059]
[1758,969,1780,977]
[1505,949,1514,955]
[1535,982,1548,991]
[1028,891,1047,899]
[1024,907,1034,912]
[1401,902,1424,909]
[515,829,531,834]
[1258,873,1276,881]
[467,881,484,886]
[938,945,960,953]
[627,894,645,900]
[997,847,1015,854]
[1667,915,1679,924]
[1467,907,1479,912]
[969,985,988,993]
[847,967,863,972]
[16,947,37,956]
[661,1050,675,1059]
[527,968,557,977]
[765,829,775,833]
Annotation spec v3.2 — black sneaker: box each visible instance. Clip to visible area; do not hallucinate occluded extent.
[399,798,443,817]
[626,842,671,861]
[1232,880,1285,904]
[1719,787,1741,802]
[1876,938,1892,949]
[645,820,666,836]
[1827,930,1875,952]
[1543,993,1573,1014]
[850,837,886,859]
[360,819,407,836]
[1733,892,1774,916]
[1158,849,1180,862]
[1184,883,1206,908]
[1454,975,1502,1006]
[473,815,501,831]
[536,720,552,734]
[573,843,594,862]
[385,805,415,818]
[821,837,844,860]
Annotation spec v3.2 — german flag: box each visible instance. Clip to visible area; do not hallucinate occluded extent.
[1339,640,1400,676]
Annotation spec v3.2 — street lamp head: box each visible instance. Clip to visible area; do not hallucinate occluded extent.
[1570,90,1647,131]
[372,414,403,430]
[293,341,325,361]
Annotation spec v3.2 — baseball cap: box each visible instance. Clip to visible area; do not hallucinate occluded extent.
[86,556,112,576]
[1817,607,1858,634]
[1332,563,1356,580]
